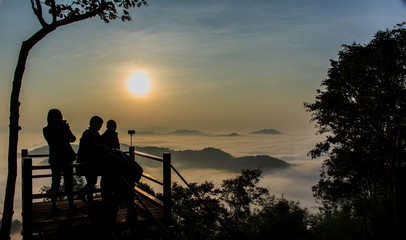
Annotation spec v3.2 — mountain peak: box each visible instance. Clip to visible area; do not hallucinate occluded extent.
[249,129,282,135]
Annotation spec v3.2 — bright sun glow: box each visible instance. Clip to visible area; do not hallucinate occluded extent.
[127,71,151,96]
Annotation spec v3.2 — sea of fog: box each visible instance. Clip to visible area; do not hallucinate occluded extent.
[0,130,325,225]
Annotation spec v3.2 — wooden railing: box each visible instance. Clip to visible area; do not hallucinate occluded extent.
[21,147,171,239]
[128,146,172,224]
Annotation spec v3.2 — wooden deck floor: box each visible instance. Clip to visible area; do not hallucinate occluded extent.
[29,190,164,239]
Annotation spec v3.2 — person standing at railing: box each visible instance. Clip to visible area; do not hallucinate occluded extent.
[77,116,104,204]
[101,119,120,149]
[100,119,120,215]
[43,109,77,212]
[100,120,141,223]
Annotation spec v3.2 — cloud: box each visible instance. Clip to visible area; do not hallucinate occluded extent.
[6,132,324,215]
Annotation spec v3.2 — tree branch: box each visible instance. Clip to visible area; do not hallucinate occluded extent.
[52,1,108,28]
[30,0,48,27]
[50,0,57,23]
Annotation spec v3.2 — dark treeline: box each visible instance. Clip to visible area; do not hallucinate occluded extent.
[304,23,406,240]
[152,168,317,240]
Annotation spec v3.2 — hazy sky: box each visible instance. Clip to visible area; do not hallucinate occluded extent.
[1,0,405,143]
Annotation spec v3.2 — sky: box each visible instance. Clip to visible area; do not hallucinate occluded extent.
[0,0,405,227]
[0,0,404,142]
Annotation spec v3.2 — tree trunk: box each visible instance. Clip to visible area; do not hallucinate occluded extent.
[0,6,108,239]
[0,28,51,240]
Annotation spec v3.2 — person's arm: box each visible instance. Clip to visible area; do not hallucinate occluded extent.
[64,125,76,143]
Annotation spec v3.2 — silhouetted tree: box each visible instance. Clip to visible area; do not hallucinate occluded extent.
[219,169,269,225]
[171,181,225,240]
[246,196,311,240]
[309,204,366,240]
[171,169,291,240]
[305,23,406,240]
[1,1,147,239]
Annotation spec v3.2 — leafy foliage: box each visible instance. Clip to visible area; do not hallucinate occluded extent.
[40,175,86,201]
[32,0,147,25]
[171,181,224,240]
[305,23,406,239]
[309,205,367,240]
[169,169,311,240]
[219,169,269,225]
[246,196,311,240]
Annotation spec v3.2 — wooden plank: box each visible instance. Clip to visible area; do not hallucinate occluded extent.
[32,189,102,199]
[30,194,164,236]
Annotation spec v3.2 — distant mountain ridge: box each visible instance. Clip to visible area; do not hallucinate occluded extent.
[250,129,283,135]
[216,133,240,137]
[134,128,282,136]
[133,146,290,172]
[168,129,208,136]
[28,144,290,172]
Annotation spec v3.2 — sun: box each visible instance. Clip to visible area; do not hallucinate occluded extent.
[127,71,151,96]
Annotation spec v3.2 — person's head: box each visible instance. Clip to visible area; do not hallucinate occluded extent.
[89,116,103,131]
[47,109,63,126]
[106,120,117,132]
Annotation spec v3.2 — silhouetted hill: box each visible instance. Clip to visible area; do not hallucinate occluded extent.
[27,144,290,172]
[168,129,208,136]
[216,133,240,137]
[130,129,244,137]
[250,129,282,135]
[135,146,290,172]
[28,145,50,155]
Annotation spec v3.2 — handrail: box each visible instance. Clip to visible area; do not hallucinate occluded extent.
[25,153,50,158]
[134,151,163,162]
[31,163,85,170]
[21,147,172,239]
[25,151,163,162]
[115,169,170,235]
[22,152,163,185]
[133,186,163,206]
[142,172,164,185]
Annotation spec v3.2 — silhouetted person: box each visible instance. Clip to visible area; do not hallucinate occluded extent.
[101,120,141,223]
[43,109,76,212]
[77,116,103,203]
[100,120,120,215]
[111,149,142,224]
[101,120,120,149]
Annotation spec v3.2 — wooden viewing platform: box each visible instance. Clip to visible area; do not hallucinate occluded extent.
[21,147,172,240]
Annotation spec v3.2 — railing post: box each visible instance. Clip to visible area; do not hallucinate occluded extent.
[22,149,28,158]
[163,153,171,226]
[22,149,32,240]
[129,146,135,160]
